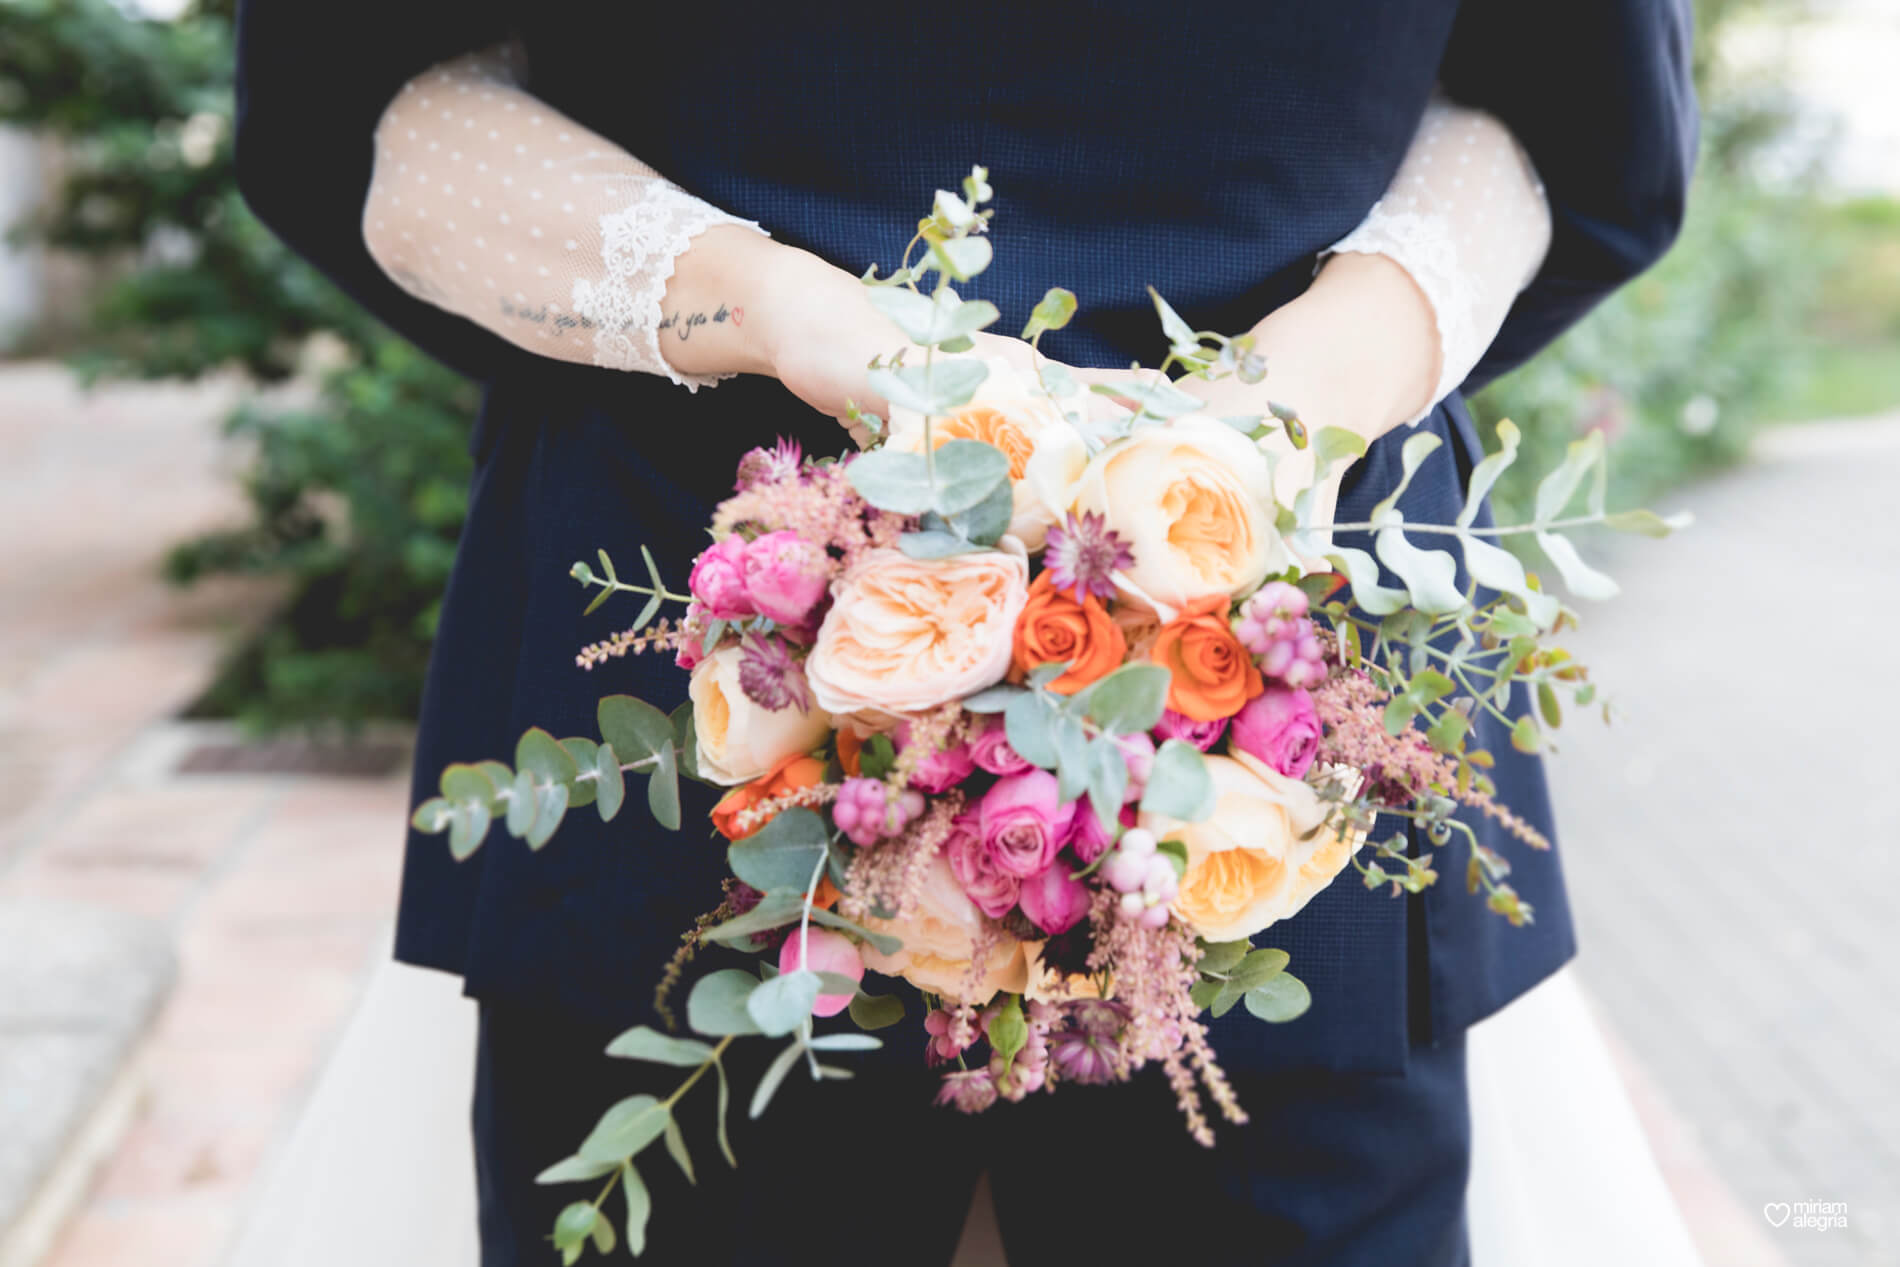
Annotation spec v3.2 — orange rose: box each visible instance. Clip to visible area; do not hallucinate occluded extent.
[806,875,842,911]
[709,753,827,840]
[835,728,864,778]
[1150,596,1263,722]
[1010,573,1127,694]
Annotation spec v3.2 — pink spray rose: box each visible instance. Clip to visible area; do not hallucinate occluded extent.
[947,812,1021,918]
[1229,684,1322,778]
[1019,862,1092,935]
[688,535,756,621]
[1066,798,1135,864]
[1154,707,1228,752]
[968,717,1034,776]
[741,529,831,627]
[894,721,977,794]
[978,769,1077,878]
[777,927,865,1018]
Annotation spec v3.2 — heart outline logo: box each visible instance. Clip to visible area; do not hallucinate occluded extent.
[1763,1202,1791,1228]
[730,306,745,327]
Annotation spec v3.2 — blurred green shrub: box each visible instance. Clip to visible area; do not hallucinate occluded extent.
[1,0,475,732]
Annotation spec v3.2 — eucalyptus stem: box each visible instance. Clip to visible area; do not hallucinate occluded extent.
[1322,512,1609,538]
[575,574,691,604]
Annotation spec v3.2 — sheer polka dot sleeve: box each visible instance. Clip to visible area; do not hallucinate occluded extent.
[361,51,764,391]
[1325,93,1553,424]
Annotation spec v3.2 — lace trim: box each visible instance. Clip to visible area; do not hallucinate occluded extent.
[1326,204,1469,426]
[570,183,765,392]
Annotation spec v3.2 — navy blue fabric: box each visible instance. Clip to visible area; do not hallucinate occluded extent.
[233,0,1693,1075]
[475,997,1470,1266]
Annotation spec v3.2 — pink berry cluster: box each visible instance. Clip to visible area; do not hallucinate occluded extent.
[1236,580,1325,688]
[1100,828,1178,929]
[831,776,925,848]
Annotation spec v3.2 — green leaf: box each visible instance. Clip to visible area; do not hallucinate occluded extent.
[686,969,764,1035]
[598,696,675,763]
[1092,375,1205,419]
[1227,947,1291,991]
[1457,418,1521,530]
[622,1163,651,1257]
[590,1211,616,1255]
[1374,518,1466,615]
[1602,507,1693,537]
[1426,709,1470,754]
[553,1201,598,1253]
[750,1040,805,1119]
[1532,432,1606,525]
[1053,713,1091,803]
[578,1094,670,1164]
[702,894,804,946]
[535,1155,620,1185]
[961,683,1025,713]
[808,1032,883,1052]
[746,969,820,1037]
[516,727,579,785]
[1313,426,1368,467]
[1537,682,1563,729]
[526,780,569,850]
[844,448,936,515]
[1154,838,1189,879]
[1535,531,1619,601]
[560,738,599,809]
[1189,979,1223,1011]
[441,763,498,805]
[868,287,1000,347]
[1084,662,1171,734]
[898,528,977,559]
[848,993,905,1030]
[1460,536,1562,630]
[662,1115,695,1185]
[1021,286,1078,339]
[931,235,992,280]
[927,439,1012,516]
[506,768,537,837]
[1004,690,1062,769]
[808,906,902,956]
[865,357,989,420]
[594,743,625,822]
[669,702,702,783]
[1147,286,1199,352]
[1084,735,1130,823]
[1141,739,1217,821]
[1244,972,1312,1022]
[857,733,898,780]
[727,807,830,893]
[1197,939,1252,976]
[606,1026,715,1066]
[410,796,452,834]
[1367,432,1442,526]
[947,474,1013,546]
[646,741,681,830]
[1321,546,1410,616]
[447,802,490,861]
[1511,715,1542,753]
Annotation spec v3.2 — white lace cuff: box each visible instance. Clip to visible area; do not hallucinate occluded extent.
[1324,95,1552,424]
[572,184,764,391]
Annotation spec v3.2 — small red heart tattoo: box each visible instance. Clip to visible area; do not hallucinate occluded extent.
[730,306,744,327]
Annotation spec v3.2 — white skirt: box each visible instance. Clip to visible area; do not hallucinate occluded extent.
[227,953,1701,1265]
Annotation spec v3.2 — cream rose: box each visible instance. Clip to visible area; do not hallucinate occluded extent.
[860,853,1032,1004]
[805,542,1029,716]
[688,644,831,786]
[885,357,1089,551]
[1073,415,1292,611]
[1140,751,1361,941]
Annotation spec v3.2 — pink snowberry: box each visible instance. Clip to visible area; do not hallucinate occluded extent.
[1237,581,1326,688]
[831,776,925,848]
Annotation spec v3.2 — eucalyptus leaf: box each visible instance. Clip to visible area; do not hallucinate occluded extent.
[728,807,830,893]
[1148,286,1199,353]
[623,1163,651,1257]
[1460,535,1562,630]
[1021,286,1078,339]
[1244,972,1312,1022]
[686,968,764,1035]
[1227,947,1291,991]
[506,768,537,838]
[808,1032,883,1052]
[647,741,681,830]
[747,969,821,1037]
[1140,739,1217,822]
[1053,715,1091,803]
[1532,432,1606,525]
[846,448,937,514]
[560,738,598,809]
[1004,689,1062,769]
[663,1116,695,1185]
[713,1058,735,1166]
[1313,425,1368,467]
[410,796,452,835]
[1373,519,1466,615]
[441,763,498,806]
[526,780,569,850]
[447,802,489,861]
[1084,662,1171,734]
[898,529,976,559]
[848,993,905,1030]
[1197,940,1251,976]
[961,683,1025,713]
[553,1202,598,1253]
[1602,507,1692,537]
[516,727,578,785]
[750,1040,806,1118]
[948,473,1013,546]
[808,906,903,956]
[535,1155,619,1185]
[929,439,1012,516]
[1535,531,1620,600]
[1367,432,1443,527]
[577,1094,669,1164]
[605,1025,715,1066]
[593,743,625,822]
[598,695,675,763]
[1084,735,1130,823]
[932,235,993,280]
[1457,419,1521,530]
[1322,546,1410,616]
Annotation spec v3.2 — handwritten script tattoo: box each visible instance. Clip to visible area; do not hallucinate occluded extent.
[658,302,738,341]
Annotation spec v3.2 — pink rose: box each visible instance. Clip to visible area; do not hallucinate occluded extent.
[1229,684,1321,779]
[978,769,1076,878]
[969,717,1034,776]
[895,720,977,794]
[1019,862,1091,935]
[688,535,755,621]
[1116,732,1155,803]
[742,530,831,627]
[947,812,1021,918]
[1066,798,1135,864]
[777,927,865,1018]
[1154,707,1228,752]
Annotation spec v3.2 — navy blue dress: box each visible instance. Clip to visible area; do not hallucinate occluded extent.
[235,2,1695,1261]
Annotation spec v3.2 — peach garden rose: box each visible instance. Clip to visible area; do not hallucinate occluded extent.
[859,852,1033,1004]
[805,542,1030,716]
[1072,414,1292,612]
[688,644,832,786]
[1141,750,1362,942]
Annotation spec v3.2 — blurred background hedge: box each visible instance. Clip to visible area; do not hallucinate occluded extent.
[2,0,1894,732]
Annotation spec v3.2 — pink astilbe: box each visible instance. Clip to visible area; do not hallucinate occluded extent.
[1313,668,1550,850]
[575,618,691,671]
[839,791,965,923]
[712,461,907,572]
[728,782,840,837]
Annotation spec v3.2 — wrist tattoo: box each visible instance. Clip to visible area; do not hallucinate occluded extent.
[658,302,741,341]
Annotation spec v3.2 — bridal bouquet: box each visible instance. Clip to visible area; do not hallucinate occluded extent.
[411,169,1684,1258]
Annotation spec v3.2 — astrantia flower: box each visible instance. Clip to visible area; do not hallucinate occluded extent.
[736,636,812,713]
[934,1070,999,1114]
[1049,1029,1121,1085]
[1042,510,1133,605]
[734,436,804,490]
